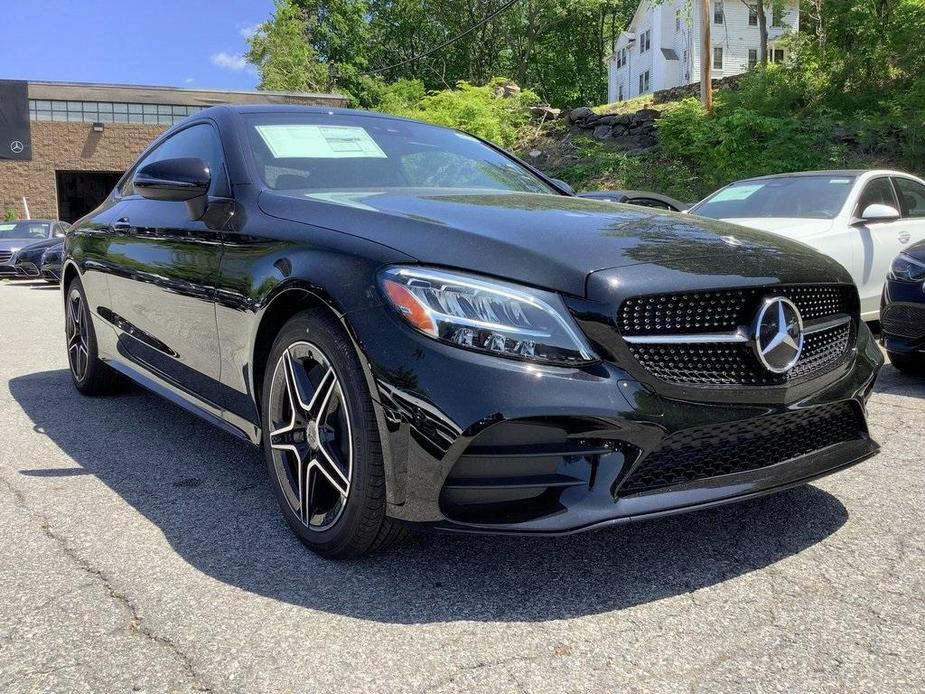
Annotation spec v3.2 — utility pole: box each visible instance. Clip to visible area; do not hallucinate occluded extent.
[699,0,713,113]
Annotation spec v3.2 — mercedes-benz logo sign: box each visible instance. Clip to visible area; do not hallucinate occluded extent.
[753,297,804,373]
[10,140,24,154]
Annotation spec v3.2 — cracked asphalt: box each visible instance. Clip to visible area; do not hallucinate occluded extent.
[1,279,923,693]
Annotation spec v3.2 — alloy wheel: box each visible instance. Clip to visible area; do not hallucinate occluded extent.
[66,288,90,382]
[267,341,353,531]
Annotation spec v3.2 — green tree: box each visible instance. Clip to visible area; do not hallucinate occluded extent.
[245,0,328,92]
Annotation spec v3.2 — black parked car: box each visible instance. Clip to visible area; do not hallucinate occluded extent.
[39,241,65,282]
[0,219,67,276]
[12,235,67,281]
[881,241,925,373]
[576,190,688,212]
[63,106,882,557]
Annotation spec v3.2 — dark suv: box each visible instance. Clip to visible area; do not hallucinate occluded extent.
[63,106,882,557]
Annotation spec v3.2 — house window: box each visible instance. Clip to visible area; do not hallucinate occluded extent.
[639,29,651,53]
[748,49,757,69]
[623,48,628,65]
[675,9,681,31]
[619,85,624,102]
[771,48,785,63]
[748,4,757,25]
[638,71,650,95]
[616,49,622,68]
[772,6,784,26]
[714,0,723,24]
[713,47,723,70]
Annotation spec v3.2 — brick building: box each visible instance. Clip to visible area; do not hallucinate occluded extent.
[0,81,346,222]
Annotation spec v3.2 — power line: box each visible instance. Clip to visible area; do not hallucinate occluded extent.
[364,0,522,76]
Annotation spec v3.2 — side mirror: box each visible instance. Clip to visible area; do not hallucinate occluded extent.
[551,178,575,195]
[858,203,901,223]
[134,157,211,203]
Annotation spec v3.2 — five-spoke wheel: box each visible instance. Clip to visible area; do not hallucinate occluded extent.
[261,310,408,557]
[66,287,91,382]
[267,342,353,531]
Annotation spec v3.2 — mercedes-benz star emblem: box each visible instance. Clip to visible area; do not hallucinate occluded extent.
[753,297,804,373]
[10,140,24,154]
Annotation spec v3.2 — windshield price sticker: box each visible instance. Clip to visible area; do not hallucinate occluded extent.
[256,124,387,159]
[711,184,764,202]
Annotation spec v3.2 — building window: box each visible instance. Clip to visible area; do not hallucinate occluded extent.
[618,85,624,101]
[639,29,651,54]
[748,4,758,25]
[772,6,784,26]
[616,50,622,68]
[638,70,650,95]
[748,49,758,69]
[714,0,723,24]
[771,48,785,63]
[675,9,681,31]
[713,46,723,70]
[28,99,202,125]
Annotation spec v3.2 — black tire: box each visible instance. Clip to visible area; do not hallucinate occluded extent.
[261,309,409,558]
[65,277,122,396]
[887,350,925,376]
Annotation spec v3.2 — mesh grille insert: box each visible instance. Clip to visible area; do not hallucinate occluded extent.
[619,401,863,494]
[882,303,925,340]
[617,285,857,386]
[618,285,855,337]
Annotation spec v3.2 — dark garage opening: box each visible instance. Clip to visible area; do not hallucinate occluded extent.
[56,170,123,222]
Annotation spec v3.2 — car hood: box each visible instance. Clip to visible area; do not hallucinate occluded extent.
[0,238,46,255]
[259,190,840,297]
[713,217,835,238]
[15,237,63,254]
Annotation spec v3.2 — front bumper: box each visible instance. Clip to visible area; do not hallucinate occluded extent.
[41,263,62,281]
[14,261,41,278]
[348,305,883,535]
[881,278,925,356]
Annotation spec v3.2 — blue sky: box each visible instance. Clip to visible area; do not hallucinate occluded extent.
[0,0,275,90]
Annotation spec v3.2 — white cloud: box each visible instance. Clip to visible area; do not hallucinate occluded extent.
[184,77,195,84]
[239,23,260,40]
[210,51,248,71]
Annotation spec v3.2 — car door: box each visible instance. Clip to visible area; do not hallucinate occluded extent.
[851,176,904,317]
[892,176,925,254]
[103,122,228,404]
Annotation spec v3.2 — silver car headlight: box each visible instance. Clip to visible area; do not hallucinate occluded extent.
[889,253,925,282]
[379,266,597,366]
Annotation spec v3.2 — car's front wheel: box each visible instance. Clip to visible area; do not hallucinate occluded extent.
[261,309,408,558]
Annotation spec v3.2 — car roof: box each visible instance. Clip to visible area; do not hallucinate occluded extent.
[204,103,422,125]
[3,219,57,224]
[737,169,917,183]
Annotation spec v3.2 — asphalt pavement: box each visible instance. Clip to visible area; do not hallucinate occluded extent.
[0,279,922,693]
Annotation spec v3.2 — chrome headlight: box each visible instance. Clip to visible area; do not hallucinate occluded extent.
[889,253,925,282]
[379,266,597,366]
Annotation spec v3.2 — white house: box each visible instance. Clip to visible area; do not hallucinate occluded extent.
[607,0,799,103]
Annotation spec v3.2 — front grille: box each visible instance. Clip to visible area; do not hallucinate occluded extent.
[882,302,925,340]
[629,321,852,386]
[0,250,12,263]
[618,285,855,337]
[619,401,863,494]
[618,285,857,386]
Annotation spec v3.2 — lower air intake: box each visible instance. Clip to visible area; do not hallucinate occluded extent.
[619,401,864,495]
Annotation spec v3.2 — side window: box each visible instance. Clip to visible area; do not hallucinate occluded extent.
[123,123,225,197]
[856,177,898,215]
[893,177,925,218]
[631,198,672,210]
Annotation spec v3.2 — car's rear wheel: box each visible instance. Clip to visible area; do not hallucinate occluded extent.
[65,277,121,395]
[887,350,925,376]
[261,309,408,558]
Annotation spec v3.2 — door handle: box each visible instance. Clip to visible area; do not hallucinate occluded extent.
[113,218,132,233]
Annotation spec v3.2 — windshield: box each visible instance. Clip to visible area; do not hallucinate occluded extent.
[0,221,51,239]
[693,175,856,220]
[244,113,556,195]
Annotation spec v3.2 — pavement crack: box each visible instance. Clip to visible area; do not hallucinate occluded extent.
[0,475,213,692]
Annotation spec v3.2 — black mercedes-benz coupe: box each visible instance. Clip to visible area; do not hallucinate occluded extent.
[63,106,883,557]
[881,241,925,373]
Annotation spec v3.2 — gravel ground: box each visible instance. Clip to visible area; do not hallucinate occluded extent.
[1,279,923,693]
